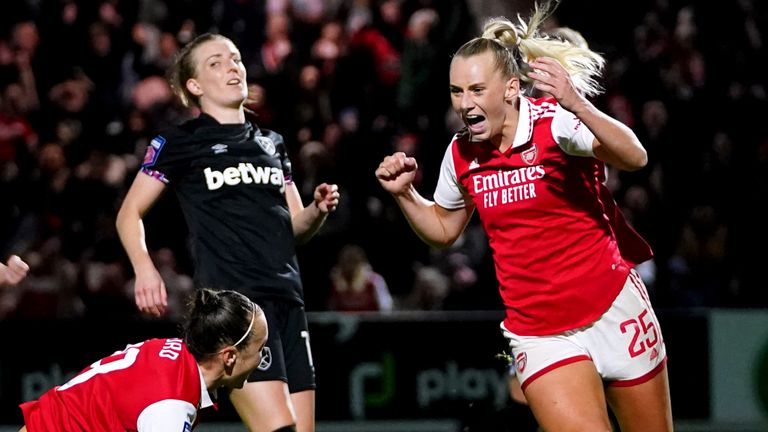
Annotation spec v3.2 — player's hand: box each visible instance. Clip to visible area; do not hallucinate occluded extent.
[314,183,340,214]
[528,57,587,114]
[134,266,167,317]
[2,255,29,286]
[375,152,418,195]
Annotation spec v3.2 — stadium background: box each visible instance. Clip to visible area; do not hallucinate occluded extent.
[0,0,766,430]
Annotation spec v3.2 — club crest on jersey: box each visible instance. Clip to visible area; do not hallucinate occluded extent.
[515,352,527,373]
[258,347,273,371]
[143,136,166,166]
[521,143,538,165]
[255,136,276,155]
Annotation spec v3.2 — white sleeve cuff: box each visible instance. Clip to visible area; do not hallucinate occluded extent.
[137,399,197,432]
[433,142,466,209]
[551,104,595,157]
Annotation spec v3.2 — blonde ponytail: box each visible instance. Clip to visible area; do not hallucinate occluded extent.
[455,0,606,97]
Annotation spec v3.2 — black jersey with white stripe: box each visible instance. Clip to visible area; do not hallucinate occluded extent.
[141,113,303,304]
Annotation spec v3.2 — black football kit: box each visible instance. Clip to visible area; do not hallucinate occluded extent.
[142,113,314,390]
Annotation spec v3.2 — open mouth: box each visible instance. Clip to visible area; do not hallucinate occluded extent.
[227,78,242,85]
[465,114,484,126]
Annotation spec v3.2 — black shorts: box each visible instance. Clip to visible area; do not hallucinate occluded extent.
[247,298,316,393]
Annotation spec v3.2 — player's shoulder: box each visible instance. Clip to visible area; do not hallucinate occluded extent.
[527,95,558,108]
[527,96,559,122]
[256,126,285,145]
[447,129,482,171]
[148,119,196,150]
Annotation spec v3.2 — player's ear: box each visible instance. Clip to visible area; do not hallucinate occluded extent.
[504,77,520,101]
[219,346,237,368]
[186,78,203,97]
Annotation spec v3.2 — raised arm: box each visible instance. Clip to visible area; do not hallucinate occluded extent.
[376,152,474,249]
[116,172,168,317]
[285,182,340,244]
[529,57,647,171]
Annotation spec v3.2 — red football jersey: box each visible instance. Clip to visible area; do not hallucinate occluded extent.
[20,338,213,431]
[434,96,651,335]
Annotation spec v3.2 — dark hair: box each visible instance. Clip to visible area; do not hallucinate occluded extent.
[182,288,258,360]
[167,33,231,108]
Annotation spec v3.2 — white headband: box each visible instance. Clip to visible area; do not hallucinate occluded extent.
[233,303,256,347]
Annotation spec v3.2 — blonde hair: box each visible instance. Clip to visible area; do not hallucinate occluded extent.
[167,33,231,108]
[453,1,605,97]
[546,26,589,49]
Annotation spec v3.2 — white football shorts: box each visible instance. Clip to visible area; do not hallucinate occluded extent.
[501,270,667,390]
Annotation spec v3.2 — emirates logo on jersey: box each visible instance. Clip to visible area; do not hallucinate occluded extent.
[515,352,527,373]
[521,143,538,165]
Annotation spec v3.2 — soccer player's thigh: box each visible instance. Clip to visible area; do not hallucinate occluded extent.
[230,299,296,430]
[502,325,612,431]
[605,366,673,432]
[524,360,613,432]
[284,305,316,432]
[599,272,672,432]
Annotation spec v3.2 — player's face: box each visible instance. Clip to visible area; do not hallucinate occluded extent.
[189,38,248,110]
[227,313,268,389]
[449,51,514,142]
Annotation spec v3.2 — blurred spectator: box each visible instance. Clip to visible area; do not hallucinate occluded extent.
[311,21,346,76]
[0,83,38,167]
[294,64,333,139]
[396,7,440,129]
[347,4,400,90]
[668,205,730,307]
[259,12,295,75]
[400,265,449,311]
[328,244,393,312]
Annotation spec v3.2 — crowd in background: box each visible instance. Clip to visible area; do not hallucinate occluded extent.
[0,0,766,321]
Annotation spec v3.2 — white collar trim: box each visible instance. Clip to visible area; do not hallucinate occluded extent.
[198,365,214,408]
[512,96,534,149]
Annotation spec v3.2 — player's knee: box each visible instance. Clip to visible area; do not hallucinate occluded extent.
[271,426,296,432]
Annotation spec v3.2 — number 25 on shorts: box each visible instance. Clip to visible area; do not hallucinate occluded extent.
[619,310,659,358]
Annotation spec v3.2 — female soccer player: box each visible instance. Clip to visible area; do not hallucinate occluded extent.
[19,288,268,431]
[375,2,672,430]
[116,33,339,432]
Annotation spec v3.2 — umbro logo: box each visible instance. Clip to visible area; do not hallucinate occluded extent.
[211,144,228,154]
